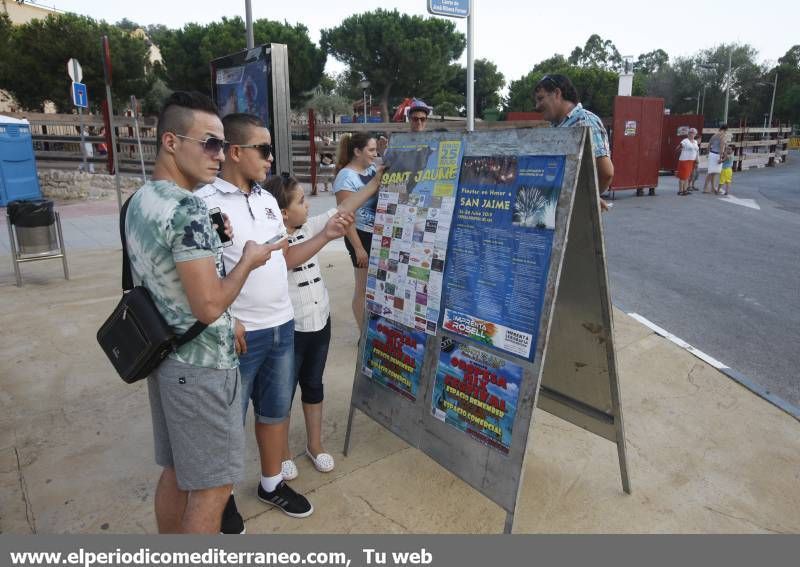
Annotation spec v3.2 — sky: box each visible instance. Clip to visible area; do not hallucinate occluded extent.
[31,0,798,88]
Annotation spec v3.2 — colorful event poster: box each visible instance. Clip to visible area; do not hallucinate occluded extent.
[441,155,566,360]
[361,314,427,402]
[431,338,523,454]
[365,137,463,335]
[215,57,271,128]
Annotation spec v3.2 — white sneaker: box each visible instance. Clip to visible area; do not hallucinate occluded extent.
[281,459,298,480]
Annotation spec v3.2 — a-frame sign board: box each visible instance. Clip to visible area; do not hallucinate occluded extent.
[343,127,630,533]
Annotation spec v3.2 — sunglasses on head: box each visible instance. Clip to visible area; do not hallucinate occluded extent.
[236,142,273,159]
[173,134,226,155]
[539,75,559,88]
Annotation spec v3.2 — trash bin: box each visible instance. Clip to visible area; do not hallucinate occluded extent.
[7,199,58,254]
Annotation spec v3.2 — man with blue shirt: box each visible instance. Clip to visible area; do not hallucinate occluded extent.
[533,74,614,210]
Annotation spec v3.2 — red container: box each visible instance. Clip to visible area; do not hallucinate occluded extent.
[609,96,664,194]
[660,114,704,172]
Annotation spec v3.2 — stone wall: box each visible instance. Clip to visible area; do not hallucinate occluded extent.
[37,170,143,200]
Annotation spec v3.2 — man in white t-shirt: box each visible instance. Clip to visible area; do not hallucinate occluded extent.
[198,113,353,531]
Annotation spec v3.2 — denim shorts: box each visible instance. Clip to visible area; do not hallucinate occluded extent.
[293,317,331,405]
[238,319,295,424]
[148,358,245,491]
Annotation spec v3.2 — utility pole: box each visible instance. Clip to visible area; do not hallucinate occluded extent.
[768,73,778,128]
[722,48,732,124]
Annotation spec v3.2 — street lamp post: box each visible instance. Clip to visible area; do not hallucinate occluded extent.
[695,86,701,114]
[358,80,370,124]
[700,84,709,116]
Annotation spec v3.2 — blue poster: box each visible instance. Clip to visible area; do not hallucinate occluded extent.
[431,338,523,454]
[441,155,565,360]
[361,314,426,402]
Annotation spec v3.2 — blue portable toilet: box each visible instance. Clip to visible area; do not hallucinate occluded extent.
[0,116,42,206]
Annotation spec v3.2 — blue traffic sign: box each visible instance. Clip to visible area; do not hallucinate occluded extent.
[72,82,88,108]
[428,0,470,18]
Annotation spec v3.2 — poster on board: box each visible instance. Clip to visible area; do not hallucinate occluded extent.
[442,154,566,359]
[361,314,427,402]
[431,338,524,454]
[215,57,271,128]
[366,137,463,335]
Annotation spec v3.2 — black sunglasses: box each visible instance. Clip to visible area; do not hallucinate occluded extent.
[173,134,226,155]
[237,142,273,159]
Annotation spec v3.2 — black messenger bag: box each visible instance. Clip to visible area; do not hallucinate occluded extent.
[97,197,206,384]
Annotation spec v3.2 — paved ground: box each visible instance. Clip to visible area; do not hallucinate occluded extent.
[0,169,798,534]
[603,152,800,409]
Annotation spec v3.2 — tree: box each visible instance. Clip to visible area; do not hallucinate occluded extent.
[303,87,352,122]
[568,34,623,72]
[444,59,505,119]
[772,45,800,125]
[0,14,13,91]
[505,63,618,118]
[154,17,326,107]
[3,13,151,112]
[634,49,669,75]
[320,9,466,121]
[142,78,172,115]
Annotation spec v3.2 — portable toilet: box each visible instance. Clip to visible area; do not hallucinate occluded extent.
[0,116,42,206]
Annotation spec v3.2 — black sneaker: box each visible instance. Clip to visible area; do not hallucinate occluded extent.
[257,480,313,518]
[220,494,246,534]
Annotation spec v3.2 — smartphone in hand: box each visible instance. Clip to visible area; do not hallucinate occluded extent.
[208,207,233,247]
[264,232,288,245]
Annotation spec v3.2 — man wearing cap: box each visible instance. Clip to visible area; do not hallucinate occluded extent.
[407,98,432,132]
[533,74,613,211]
[378,98,432,156]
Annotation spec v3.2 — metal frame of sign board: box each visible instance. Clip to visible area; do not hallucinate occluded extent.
[268,43,292,176]
[536,137,631,495]
[209,44,292,176]
[343,127,630,533]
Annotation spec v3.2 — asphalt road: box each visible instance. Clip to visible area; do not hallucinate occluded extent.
[602,151,800,408]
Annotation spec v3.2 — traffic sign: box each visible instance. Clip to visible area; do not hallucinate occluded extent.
[428,0,470,18]
[67,58,82,82]
[72,82,88,108]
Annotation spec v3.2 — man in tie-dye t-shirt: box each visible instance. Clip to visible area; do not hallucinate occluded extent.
[124,91,276,534]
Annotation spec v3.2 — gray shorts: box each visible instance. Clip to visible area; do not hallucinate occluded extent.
[147,358,245,491]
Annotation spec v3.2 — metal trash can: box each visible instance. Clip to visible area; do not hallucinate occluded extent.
[5,198,69,286]
[7,199,57,254]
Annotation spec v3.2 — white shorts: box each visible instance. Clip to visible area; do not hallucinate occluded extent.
[707,152,722,174]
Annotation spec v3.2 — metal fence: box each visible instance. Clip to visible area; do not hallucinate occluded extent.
[4,112,791,185]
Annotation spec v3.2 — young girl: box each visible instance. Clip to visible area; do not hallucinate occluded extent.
[266,169,384,477]
[718,145,735,196]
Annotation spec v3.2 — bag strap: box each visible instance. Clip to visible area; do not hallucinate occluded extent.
[120,197,134,291]
[120,195,208,347]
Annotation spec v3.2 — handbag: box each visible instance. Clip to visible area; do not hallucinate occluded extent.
[97,197,207,384]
